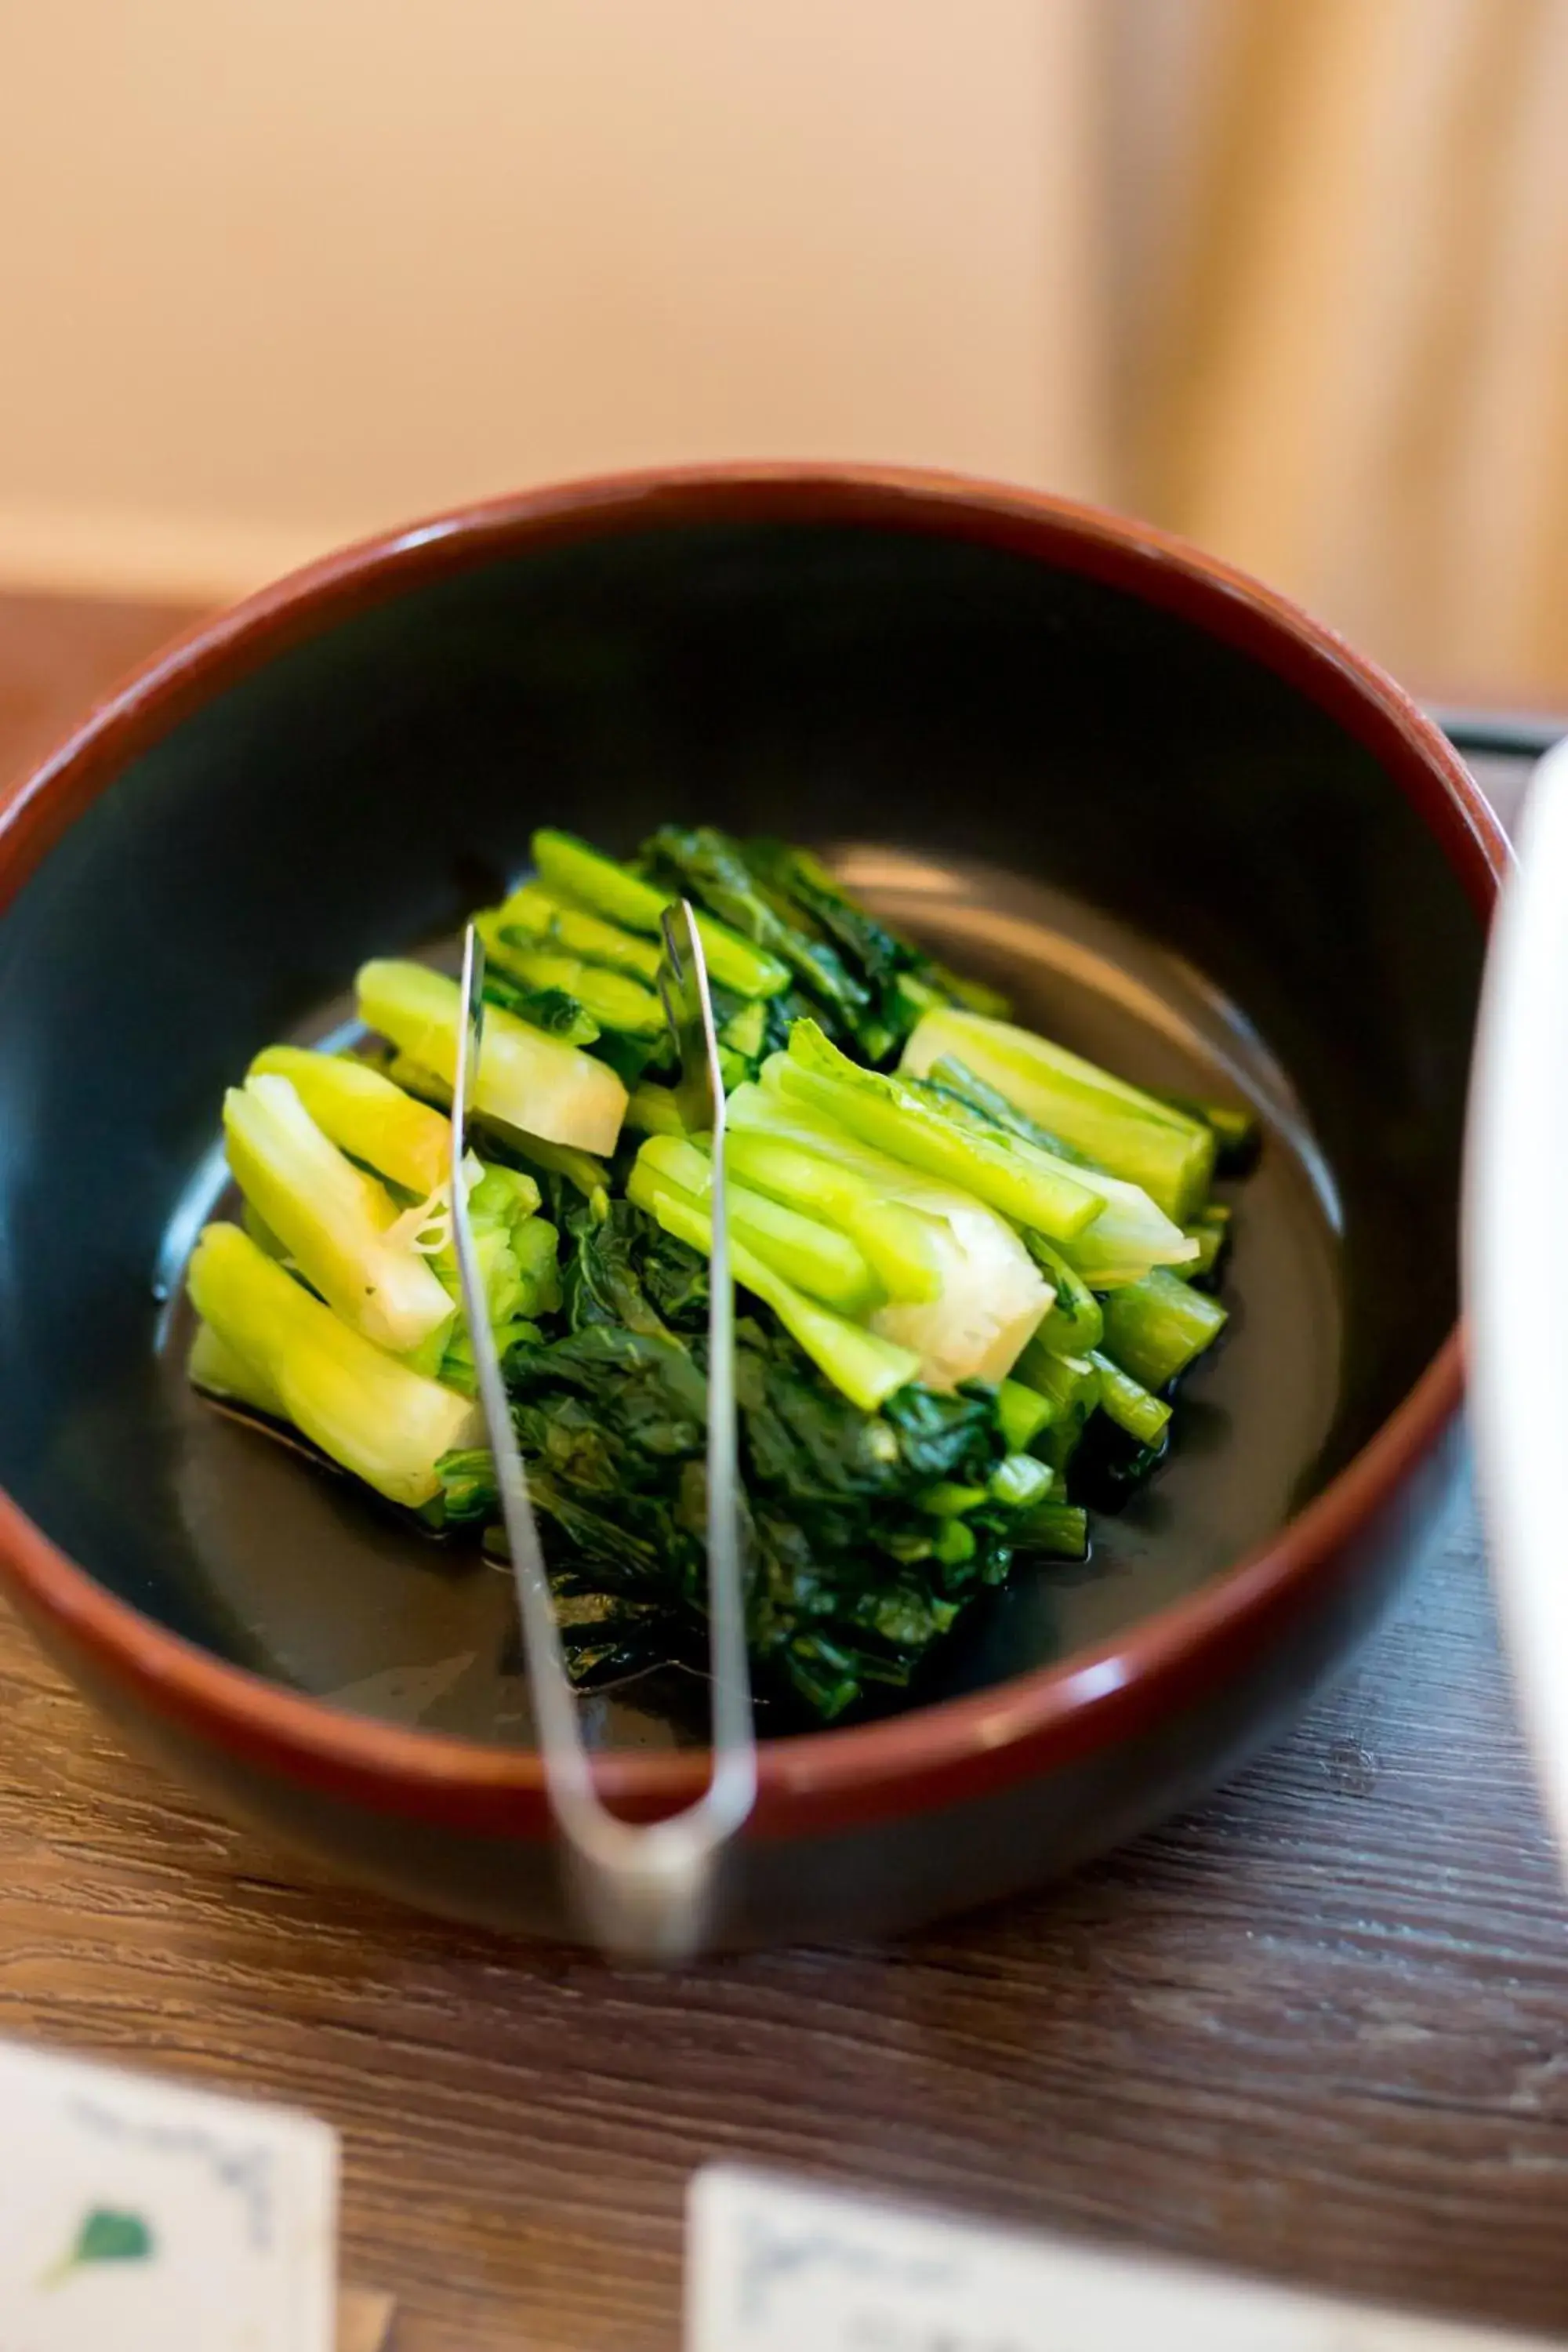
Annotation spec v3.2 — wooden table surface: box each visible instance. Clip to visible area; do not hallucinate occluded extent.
[2,590,1565,2352]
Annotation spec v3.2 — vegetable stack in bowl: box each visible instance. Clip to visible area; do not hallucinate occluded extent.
[187,826,1250,1723]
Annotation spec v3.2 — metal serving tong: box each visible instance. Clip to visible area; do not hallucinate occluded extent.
[448,902,756,1960]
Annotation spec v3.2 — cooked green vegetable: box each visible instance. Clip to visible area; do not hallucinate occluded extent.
[189,824,1251,1721]
[724,1099,949,1304]
[683,829,1007,1057]
[641,825,875,1041]
[767,1024,1106,1243]
[624,1080,689,1139]
[222,1072,456,1357]
[903,1043,1200,1288]
[188,1222,481,1508]
[248,1044,452,1196]
[357,957,627,1156]
[902,1006,1216,1222]
[637,1119,1047,1398]
[477,912,666,1038]
[379,1047,612,1209]
[1100,1265,1228,1388]
[477,972,601,1045]
[1012,1341,1102,1476]
[1049,1171,1200,1290]
[913,1051,1088,1166]
[490,878,665,981]
[532,829,791,999]
[775,1022,1199,1287]
[1161,1091,1261,1172]
[743,837,931,995]
[723,1083,1052,1388]
[637,1134,881,1314]
[996,1376,1054,1453]
[426,1163,561,1394]
[1183,1201,1233,1287]
[437,1200,1080,1715]
[1088,1348,1173,1446]
[627,1151,919,1410]
[1018,1231,1105,1355]
[188,1316,288,1421]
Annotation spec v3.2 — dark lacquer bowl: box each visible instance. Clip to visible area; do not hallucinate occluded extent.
[0,468,1502,1947]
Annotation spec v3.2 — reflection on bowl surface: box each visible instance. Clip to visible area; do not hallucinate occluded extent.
[0,470,1500,1943]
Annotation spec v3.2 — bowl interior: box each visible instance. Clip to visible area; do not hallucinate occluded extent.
[0,514,1483,1747]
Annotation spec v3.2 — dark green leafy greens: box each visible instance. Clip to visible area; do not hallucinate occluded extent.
[480,971,599,1043]
[439,1199,1083,1719]
[641,826,874,1036]
[637,823,995,1071]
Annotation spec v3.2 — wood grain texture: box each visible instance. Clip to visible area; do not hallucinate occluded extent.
[0,597,1560,2352]
[339,2287,397,2351]
[8,1509,1568,2352]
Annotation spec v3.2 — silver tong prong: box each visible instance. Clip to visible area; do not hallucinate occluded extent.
[448,905,755,1959]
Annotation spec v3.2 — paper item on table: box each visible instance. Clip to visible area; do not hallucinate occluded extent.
[0,2034,339,2352]
[687,2166,1555,2352]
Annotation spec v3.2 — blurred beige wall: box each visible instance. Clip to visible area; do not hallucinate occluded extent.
[0,0,1103,601]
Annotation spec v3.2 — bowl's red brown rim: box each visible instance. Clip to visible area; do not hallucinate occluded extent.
[0,463,1507,1842]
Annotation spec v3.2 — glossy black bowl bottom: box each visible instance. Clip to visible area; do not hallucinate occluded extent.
[151,844,1344,1750]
